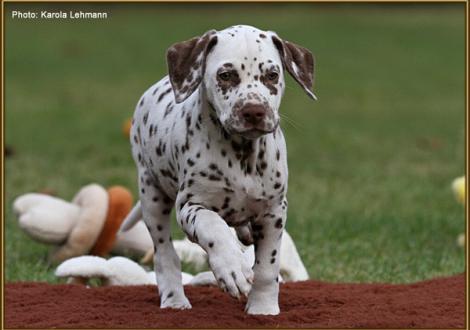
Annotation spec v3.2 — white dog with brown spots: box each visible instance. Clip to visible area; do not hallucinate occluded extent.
[124,25,316,315]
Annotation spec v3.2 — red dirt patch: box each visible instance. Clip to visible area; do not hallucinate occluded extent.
[5,274,465,328]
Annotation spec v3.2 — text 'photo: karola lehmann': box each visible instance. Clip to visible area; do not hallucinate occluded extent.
[11,10,108,20]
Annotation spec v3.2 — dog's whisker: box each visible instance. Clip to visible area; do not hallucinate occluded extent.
[280,113,303,131]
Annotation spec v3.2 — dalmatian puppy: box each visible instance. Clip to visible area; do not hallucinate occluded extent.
[129,25,316,315]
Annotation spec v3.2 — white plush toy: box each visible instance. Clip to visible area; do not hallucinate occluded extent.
[55,255,195,286]
[55,227,308,286]
[55,255,278,287]
[54,221,309,287]
[13,184,153,262]
[165,230,308,282]
[122,202,309,282]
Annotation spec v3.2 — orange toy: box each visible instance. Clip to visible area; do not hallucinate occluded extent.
[122,118,132,138]
[90,186,133,256]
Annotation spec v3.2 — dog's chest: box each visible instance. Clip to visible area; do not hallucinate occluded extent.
[197,172,281,225]
[181,135,287,225]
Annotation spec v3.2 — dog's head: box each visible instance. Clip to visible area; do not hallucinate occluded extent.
[167,25,316,139]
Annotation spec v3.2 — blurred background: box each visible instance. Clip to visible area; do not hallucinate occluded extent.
[5,3,465,283]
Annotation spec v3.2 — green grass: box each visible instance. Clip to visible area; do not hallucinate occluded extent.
[5,3,465,284]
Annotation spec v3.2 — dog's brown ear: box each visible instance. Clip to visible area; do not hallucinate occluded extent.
[167,30,218,103]
[271,35,317,100]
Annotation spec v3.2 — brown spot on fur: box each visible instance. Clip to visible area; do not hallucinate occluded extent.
[157,88,172,103]
[216,68,241,95]
[260,71,279,95]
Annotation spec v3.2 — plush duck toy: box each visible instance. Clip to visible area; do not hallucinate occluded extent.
[13,184,153,263]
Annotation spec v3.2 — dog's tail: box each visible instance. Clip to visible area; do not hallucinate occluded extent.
[119,201,143,232]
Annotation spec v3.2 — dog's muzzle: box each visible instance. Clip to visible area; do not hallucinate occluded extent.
[230,103,277,138]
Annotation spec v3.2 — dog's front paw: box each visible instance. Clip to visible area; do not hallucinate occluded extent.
[245,301,280,315]
[208,244,254,299]
[245,285,280,315]
[160,291,192,310]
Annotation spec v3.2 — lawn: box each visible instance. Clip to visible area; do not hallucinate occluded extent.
[4,3,465,284]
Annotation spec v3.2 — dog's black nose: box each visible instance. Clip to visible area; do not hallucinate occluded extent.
[240,104,267,125]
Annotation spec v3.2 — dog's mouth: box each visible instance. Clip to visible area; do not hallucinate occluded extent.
[235,128,273,139]
[222,110,279,139]
[228,123,279,139]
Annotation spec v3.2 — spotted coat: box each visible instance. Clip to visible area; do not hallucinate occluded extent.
[129,25,316,315]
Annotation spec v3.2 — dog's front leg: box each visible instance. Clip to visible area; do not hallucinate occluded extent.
[245,203,287,315]
[177,201,254,299]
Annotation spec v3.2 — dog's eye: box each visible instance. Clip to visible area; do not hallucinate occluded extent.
[267,72,279,81]
[218,72,232,81]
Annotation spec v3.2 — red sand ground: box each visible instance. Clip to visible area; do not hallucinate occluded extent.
[5,274,465,328]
